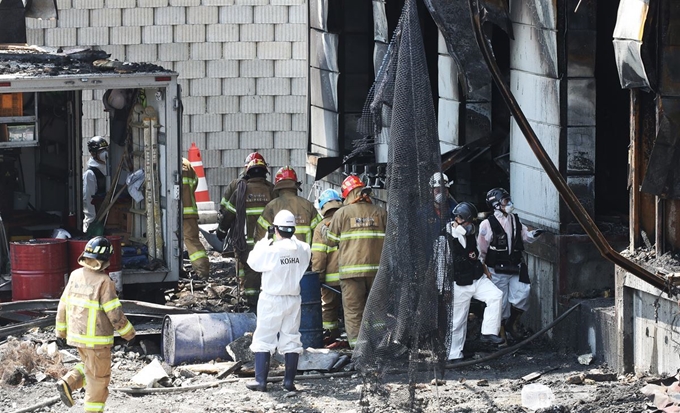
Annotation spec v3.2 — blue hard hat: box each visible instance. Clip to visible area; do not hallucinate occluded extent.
[318,189,342,210]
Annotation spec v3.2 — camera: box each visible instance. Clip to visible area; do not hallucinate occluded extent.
[267,226,275,238]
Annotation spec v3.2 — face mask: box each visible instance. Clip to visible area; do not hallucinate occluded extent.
[434,193,445,204]
[453,224,467,236]
[503,202,514,214]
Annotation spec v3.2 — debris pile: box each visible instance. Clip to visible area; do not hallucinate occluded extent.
[0,336,67,385]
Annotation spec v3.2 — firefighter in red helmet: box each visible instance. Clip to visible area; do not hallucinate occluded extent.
[326,174,387,349]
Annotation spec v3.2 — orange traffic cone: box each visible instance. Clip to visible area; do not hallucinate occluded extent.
[188,142,210,203]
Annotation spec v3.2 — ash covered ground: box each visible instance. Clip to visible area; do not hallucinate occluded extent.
[0,238,670,413]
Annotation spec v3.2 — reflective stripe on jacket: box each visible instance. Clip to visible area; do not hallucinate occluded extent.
[311,214,340,285]
[326,192,387,279]
[182,158,198,217]
[255,189,322,246]
[218,177,274,247]
[56,267,135,348]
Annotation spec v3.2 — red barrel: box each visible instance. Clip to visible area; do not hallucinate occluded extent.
[10,238,68,300]
[67,237,123,292]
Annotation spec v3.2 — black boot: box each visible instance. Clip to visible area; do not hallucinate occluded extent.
[283,353,299,391]
[246,352,270,392]
[506,306,526,341]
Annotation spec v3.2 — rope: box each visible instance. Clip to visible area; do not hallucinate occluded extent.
[228,179,248,260]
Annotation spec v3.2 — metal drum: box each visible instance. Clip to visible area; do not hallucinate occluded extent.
[299,271,323,348]
[10,238,67,300]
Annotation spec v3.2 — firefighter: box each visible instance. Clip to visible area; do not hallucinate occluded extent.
[445,202,503,362]
[221,152,274,210]
[182,158,209,279]
[311,189,344,347]
[55,236,136,411]
[246,210,311,392]
[217,158,275,308]
[254,166,322,247]
[326,175,387,349]
[82,136,109,234]
[478,188,544,341]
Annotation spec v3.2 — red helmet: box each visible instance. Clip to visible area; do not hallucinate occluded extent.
[244,152,266,166]
[275,166,298,184]
[245,158,267,174]
[341,175,365,198]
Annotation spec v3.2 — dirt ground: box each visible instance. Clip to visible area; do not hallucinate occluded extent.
[0,249,666,413]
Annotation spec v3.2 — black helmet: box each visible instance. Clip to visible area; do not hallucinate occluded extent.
[452,202,478,222]
[87,136,109,154]
[81,236,113,261]
[486,187,510,210]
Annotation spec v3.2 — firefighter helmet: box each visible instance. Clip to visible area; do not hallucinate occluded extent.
[244,152,266,166]
[318,189,343,210]
[341,175,365,198]
[81,236,113,261]
[275,166,298,184]
[429,172,452,188]
[452,202,478,223]
[87,136,109,154]
[245,158,268,175]
[486,187,511,210]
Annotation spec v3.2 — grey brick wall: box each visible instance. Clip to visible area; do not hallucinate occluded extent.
[27,0,310,203]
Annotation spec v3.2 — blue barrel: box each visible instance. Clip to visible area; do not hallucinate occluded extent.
[162,313,257,366]
[299,271,323,348]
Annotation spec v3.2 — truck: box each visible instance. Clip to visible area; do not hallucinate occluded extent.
[0,46,183,301]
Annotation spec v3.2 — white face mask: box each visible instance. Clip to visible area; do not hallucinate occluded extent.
[434,192,445,204]
[453,224,467,236]
[503,202,514,214]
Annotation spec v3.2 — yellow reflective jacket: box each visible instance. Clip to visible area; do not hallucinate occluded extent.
[255,189,322,246]
[326,190,387,279]
[182,158,198,218]
[56,267,135,349]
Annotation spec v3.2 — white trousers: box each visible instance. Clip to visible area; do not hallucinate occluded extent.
[250,293,303,355]
[447,276,503,360]
[489,269,531,320]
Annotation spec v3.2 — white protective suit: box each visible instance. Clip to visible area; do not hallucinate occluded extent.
[477,210,538,319]
[247,235,311,355]
[82,157,107,233]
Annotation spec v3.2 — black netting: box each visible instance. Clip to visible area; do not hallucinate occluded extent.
[353,0,454,407]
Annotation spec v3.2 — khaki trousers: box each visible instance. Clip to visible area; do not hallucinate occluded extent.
[62,347,112,412]
[237,258,261,307]
[339,276,374,348]
[183,218,210,278]
[321,284,341,331]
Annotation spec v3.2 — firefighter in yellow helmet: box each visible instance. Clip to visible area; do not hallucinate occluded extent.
[55,236,135,411]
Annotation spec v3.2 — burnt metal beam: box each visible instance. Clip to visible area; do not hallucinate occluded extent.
[0,299,194,316]
[467,0,671,294]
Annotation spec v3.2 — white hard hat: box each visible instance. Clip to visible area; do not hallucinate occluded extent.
[273,209,296,227]
[429,172,451,188]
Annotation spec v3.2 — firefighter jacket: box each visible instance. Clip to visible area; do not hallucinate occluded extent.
[218,177,275,248]
[56,267,135,349]
[326,190,387,279]
[221,176,275,212]
[255,189,322,246]
[182,158,198,218]
[311,209,341,285]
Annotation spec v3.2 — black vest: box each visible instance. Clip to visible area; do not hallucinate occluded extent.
[484,213,524,274]
[448,233,484,286]
[89,167,106,197]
